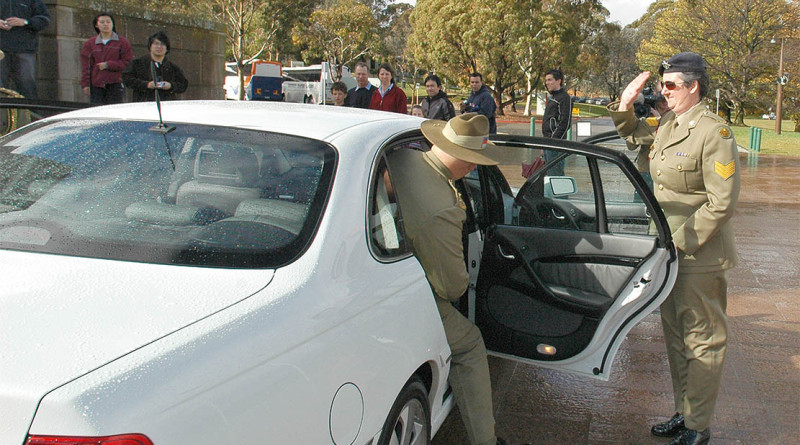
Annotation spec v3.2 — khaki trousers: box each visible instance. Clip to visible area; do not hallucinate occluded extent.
[660,269,728,431]
[436,298,496,445]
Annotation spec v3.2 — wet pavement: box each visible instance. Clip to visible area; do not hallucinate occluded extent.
[432,119,800,445]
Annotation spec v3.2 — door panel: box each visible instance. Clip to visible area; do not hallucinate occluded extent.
[463,135,677,379]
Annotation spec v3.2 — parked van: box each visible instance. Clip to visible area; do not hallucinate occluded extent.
[282,62,356,104]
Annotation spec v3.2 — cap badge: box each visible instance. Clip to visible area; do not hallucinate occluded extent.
[661,60,671,70]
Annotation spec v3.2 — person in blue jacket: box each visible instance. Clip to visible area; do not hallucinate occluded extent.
[0,0,50,99]
[460,72,496,133]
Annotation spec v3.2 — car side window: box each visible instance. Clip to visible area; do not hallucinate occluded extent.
[512,153,598,232]
[368,155,408,259]
[597,158,652,235]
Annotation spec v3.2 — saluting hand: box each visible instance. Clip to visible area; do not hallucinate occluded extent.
[618,71,651,112]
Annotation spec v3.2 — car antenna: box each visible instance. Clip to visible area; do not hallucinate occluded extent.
[149,60,175,135]
[148,61,176,170]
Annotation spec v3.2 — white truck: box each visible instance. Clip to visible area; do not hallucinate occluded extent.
[282,62,356,104]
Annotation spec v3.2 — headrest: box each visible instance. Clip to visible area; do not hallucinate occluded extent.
[194,145,260,187]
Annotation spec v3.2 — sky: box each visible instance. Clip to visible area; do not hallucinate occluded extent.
[601,0,656,26]
[395,1,656,28]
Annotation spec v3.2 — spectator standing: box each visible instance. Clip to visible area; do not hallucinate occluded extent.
[345,61,374,108]
[80,13,133,104]
[541,68,571,176]
[421,74,455,121]
[369,62,407,114]
[410,104,424,117]
[0,0,49,99]
[609,52,740,445]
[331,80,347,106]
[122,31,187,102]
[460,72,496,133]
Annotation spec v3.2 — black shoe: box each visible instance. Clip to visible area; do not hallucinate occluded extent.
[497,438,533,445]
[667,428,711,445]
[651,412,685,437]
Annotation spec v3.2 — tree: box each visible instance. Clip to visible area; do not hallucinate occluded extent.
[199,0,273,100]
[582,23,640,101]
[291,0,379,80]
[409,0,607,115]
[638,0,791,125]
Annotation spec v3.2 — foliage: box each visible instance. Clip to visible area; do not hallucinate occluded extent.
[580,23,640,101]
[408,0,605,115]
[291,0,379,80]
[638,0,791,125]
[197,0,272,100]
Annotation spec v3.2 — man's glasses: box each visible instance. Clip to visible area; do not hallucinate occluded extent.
[662,81,686,90]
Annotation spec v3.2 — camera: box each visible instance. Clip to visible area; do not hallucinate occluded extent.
[634,86,661,118]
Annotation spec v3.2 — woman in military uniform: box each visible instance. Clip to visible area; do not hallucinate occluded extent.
[608,52,740,445]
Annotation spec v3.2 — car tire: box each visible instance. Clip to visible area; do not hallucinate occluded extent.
[377,376,431,445]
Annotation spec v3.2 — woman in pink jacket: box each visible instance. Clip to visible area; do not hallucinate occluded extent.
[80,13,133,104]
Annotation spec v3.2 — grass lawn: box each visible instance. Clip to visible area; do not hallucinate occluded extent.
[734,119,800,156]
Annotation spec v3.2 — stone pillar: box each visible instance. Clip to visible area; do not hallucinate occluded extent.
[39,0,225,102]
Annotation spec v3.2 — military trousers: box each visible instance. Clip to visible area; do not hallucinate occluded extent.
[436,298,496,445]
[660,269,728,431]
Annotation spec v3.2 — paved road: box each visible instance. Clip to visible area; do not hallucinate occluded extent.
[432,118,800,445]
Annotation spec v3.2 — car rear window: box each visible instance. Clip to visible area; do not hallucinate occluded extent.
[0,119,335,268]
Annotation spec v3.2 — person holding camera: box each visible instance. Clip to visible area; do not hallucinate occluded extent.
[122,30,187,102]
[0,0,49,99]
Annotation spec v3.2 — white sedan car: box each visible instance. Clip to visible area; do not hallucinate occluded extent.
[0,102,676,445]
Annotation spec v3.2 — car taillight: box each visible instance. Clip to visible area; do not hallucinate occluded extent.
[26,434,153,445]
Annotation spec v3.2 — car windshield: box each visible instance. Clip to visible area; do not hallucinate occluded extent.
[0,119,335,268]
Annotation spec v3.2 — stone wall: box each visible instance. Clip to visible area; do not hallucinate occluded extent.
[38,0,226,102]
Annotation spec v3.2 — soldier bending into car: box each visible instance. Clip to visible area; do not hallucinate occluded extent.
[386,113,527,445]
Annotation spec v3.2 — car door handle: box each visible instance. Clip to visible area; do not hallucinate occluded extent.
[497,244,515,259]
[551,208,565,220]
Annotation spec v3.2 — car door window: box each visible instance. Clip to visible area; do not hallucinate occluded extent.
[368,152,411,260]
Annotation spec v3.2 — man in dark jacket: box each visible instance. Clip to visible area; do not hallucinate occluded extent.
[0,0,50,99]
[345,61,374,108]
[461,72,496,133]
[541,68,571,176]
[122,31,188,102]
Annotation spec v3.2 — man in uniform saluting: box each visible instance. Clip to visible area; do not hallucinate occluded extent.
[607,52,740,445]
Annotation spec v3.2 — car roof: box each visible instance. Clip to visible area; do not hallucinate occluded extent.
[50,101,422,141]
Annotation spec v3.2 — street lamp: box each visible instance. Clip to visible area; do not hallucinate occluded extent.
[771,37,786,135]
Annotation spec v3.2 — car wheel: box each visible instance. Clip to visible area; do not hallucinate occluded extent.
[377,376,431,445]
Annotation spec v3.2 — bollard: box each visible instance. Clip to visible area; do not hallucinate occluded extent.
[530,116,535,137]
[566,126,572,141]
[749,127,755,150]
[755,128,762,152]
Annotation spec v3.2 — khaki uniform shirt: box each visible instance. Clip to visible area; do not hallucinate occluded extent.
[610,102,740,272]
[386,148,469,301]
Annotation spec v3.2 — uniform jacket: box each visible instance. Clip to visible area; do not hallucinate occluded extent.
[464,85,496,133]
[369,83,407,114]
[542,88,571,139]
[610,102,740,272]
[345,84,374,108]
[386,148,468,302]
[122,55,188,102]
[0,0,49,53]
[421,91,456,121]
[80,33,134,88]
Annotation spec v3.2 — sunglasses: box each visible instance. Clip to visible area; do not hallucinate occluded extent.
[662,80,687,90]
